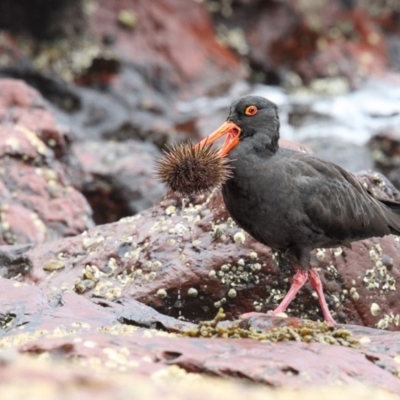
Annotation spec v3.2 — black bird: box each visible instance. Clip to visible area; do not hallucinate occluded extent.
[196,95,400,324]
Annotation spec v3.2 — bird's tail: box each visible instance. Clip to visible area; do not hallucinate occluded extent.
[378,198,400,235]
[379,198,400,213]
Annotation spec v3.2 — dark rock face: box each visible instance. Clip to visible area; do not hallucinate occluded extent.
[0,0,86,39]
[0,79,93,244]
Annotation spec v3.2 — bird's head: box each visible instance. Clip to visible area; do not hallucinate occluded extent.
[196,96,280,157]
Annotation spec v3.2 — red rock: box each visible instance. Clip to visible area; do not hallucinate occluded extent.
[0,79,71,157]
[1,203,46,244]
[71,139,164,224]
[0,79,93,244]
[220,1,389,85]
[2,168,397,329]
[1,277,400,392]
[1,356,398,399]
[89,0,247,97]
[15,331,400,391]
[0,32,23,65]
[369,129,400,189]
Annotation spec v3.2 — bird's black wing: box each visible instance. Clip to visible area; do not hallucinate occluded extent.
[291,155,400,244]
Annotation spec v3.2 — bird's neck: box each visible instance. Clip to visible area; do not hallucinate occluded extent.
[251,130,279,156]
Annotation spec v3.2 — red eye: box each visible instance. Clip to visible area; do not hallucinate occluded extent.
[245,105,258,116]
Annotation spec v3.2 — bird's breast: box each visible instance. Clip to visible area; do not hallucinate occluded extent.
[222,153,297,250]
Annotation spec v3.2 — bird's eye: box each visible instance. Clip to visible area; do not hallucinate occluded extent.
[245,105,258,116]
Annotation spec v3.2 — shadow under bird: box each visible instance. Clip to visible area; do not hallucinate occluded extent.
[196,95,400,324]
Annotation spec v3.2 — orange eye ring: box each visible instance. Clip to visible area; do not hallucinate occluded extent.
[245,105,258,116]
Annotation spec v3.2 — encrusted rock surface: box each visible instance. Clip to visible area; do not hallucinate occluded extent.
[1,277,400,394]
[0,79,93,244]
[1,357,399,400]
[0,169,398,330]
[369,129,400,190]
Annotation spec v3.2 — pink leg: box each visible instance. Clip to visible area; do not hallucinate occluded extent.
[309,269,336,324]
[269,269,309,315]
[240,270,308,320]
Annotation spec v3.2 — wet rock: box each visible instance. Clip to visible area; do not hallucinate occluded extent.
[16,329,400,391]
[0,66,83,112]
[356,170,400,202]
[213,0,395,85]
[0,78,71,155]
[0,244,34,279]
[1,276,400,393]
[0,277,192,338]
[1,356,399,399]
[71,140,164,224]
[2,169,398,329]
[0,79,93,244]
[0,0,247,155]
[89,0,247,98]
[0,77,171,227]
[369,129,400,189]
[179,80,400,172]
[54,79,177,147]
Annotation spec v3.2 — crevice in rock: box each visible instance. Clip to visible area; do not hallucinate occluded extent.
[117,317,167,331]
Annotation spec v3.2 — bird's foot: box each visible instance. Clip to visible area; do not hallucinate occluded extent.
[239,311,266,320]
[308,268,337,325]
[323,314,337,325]
[266,310,288,318]
[269,269,309,315]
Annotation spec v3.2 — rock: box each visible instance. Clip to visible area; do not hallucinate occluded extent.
[1,277,400,393]
[178,80,400,174]
[65,133,308,228]
[0,79,71,155]
[2,169,399,329]
[0,356,399,399]
[0,0,247,156]
[214,0,394,85]
[0,244,34,278]
[71,140,164,224]
[369,129,400,189]
[0,277,192,338]
[89,0,247,98]
[356,170,400,202]
[0,79,93,244]
[0,0,86,39]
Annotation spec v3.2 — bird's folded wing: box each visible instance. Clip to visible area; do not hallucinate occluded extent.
[297,157,397,242]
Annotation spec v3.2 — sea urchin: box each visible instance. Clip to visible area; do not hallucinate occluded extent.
[154,141,233,196]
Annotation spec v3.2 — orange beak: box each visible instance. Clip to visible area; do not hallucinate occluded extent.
[196,121,241,157]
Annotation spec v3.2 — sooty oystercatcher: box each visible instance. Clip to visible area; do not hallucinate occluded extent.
[196,95,400,324]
